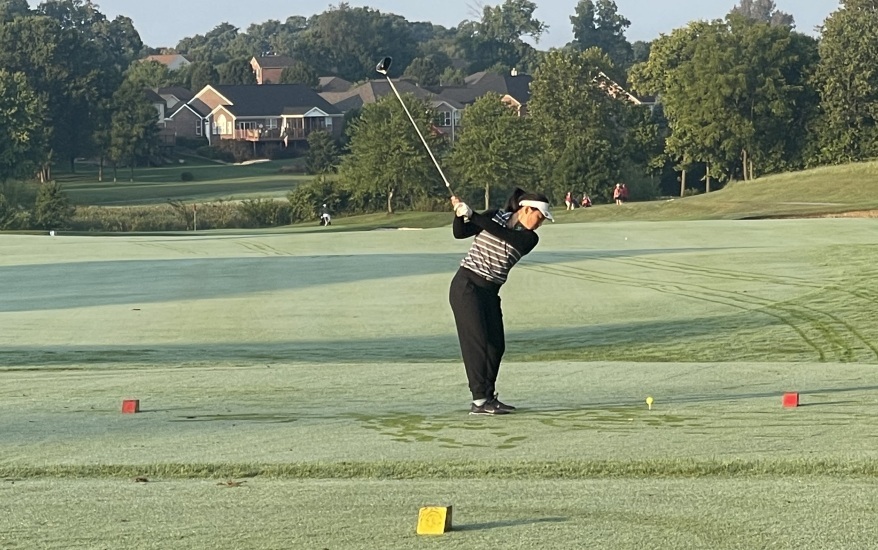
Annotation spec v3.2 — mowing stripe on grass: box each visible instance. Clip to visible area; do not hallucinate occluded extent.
[4,458,878,480]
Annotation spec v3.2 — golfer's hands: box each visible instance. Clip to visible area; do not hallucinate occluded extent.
[451,196,472,219]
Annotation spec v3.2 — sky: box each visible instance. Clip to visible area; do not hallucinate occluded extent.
[79,0,841,49]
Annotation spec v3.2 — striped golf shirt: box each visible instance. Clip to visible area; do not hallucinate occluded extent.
[453,209,539,285]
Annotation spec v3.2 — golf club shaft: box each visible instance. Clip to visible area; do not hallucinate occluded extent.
[382,75,455,197]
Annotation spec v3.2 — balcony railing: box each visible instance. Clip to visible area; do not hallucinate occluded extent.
[229,127,320,142]
[233,128,282,141]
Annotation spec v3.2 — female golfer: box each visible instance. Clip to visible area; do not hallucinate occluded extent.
[449,188,553,415]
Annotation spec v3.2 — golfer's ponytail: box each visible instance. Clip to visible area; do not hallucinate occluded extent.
[505,188,527,213]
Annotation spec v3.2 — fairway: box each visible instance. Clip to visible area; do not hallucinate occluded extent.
[2,219,878,548]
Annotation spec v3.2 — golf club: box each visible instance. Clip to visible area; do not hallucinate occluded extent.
[375,56,455,197]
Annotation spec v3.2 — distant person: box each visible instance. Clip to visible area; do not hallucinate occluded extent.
[319,203,331,226]
[621,183,629,203]
[613,183,623,205]
[565,191,574,210]
[581,193,592,208]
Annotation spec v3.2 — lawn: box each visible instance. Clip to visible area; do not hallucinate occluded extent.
[56,157,311,206]
[1,218,877,548]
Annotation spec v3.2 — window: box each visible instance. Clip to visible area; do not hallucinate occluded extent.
[195,120,202,136]
[267,118,278,129]
[439,111,452,127]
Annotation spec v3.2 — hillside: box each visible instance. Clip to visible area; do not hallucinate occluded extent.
[557,161,878,223]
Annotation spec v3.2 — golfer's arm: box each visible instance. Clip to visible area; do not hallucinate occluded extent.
[452,216,481,239]
[468,212,538,253]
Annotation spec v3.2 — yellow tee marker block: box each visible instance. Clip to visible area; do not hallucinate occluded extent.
[416,506,452,535]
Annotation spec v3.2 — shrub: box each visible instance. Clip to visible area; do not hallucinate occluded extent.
[70,202,249,232]
[180,171,194,181]
[287,176,349,222]
[238,198,291,227]
[33,181,74,229]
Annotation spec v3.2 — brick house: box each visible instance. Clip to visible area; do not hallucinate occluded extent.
[168,83,344,145]
[250,55,296,85]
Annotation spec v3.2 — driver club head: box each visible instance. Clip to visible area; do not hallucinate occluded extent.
[376,56,392,75]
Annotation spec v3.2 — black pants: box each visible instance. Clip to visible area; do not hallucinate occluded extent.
[449,268,505,401]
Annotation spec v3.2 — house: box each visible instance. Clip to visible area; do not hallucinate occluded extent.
[156,87,194,111]
[250,55,296,85]
[143,88,177,147]
[143,54,191,71]
[317,76,353,93]
[320,79,464,139]
[164,98,212,142]
[434,70,533,115]
[168,84,344,145]
[593,72,655,106]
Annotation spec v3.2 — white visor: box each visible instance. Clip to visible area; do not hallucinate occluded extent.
[519,200,554,222]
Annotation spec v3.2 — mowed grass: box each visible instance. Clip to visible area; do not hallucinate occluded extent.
[56,157,310,206]
[2,218,878,548]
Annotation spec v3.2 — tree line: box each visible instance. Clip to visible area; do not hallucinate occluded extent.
[2,0,877,229]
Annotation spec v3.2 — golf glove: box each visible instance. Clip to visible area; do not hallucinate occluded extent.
[454,202,473,219]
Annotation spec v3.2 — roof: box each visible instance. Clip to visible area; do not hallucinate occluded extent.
[143,88,164,103]
[210,84,341,117]
[157,87,194,102]
[593,72,654,105]
[144,54,190,65]
[169,99,212,119]
[320,79,464,113]
[252,55,296,69]
[435,71,532,106]
[318,76,353,93]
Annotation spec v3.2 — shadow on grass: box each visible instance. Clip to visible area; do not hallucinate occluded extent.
[0,247,730,314]
[454,516,569,532]
[0,312,790,367]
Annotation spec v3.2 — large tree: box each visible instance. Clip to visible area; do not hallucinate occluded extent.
[295,4,417,82]
[279,61,319,87]
[218,57,256,84]
[812,0,878,164]
[402,56,441,87]
[456,0,546,73]
[569,0,633,74]
[629,16,818,181]
[338,94,445,213]
[0,70,47,184]
[528,48,627,200]
[730,0,795,28]
[449,93,539,209]
[108,80,160,182]
[0,1,141,176]
[175,22,239,65]
[0,0,29,21]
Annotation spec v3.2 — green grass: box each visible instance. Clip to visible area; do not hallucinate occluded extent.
[2,194,878,547]
[56,157,310,206]
[4,478,876,549]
